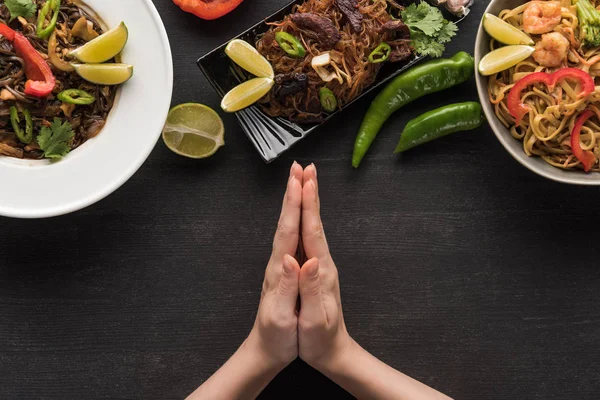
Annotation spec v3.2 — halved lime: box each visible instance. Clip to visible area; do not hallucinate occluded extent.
[73,63,133,85]
[478,45,535,76]
[483,13,534,45]
[162,103,225,159]
[225,39,274,79]
[70,22,128,63]
[221,77,274,113]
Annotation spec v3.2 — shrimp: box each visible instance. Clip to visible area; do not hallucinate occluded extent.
[522,1,562,34]
[533,32,570,67]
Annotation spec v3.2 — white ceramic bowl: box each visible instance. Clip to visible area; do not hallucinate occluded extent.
[0,0,173,218]
[475,0,600,185]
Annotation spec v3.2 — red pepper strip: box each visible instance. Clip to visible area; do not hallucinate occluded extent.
[507,68,595,126]
[0,24,55,98]
[570,109,597,172]
[172,0,244,20]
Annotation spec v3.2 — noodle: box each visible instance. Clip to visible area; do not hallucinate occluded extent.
[488,0,600,172]
[0,0,116,159]
[256,0,406,123]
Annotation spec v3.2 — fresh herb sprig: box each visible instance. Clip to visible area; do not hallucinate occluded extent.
[401,2,458,58]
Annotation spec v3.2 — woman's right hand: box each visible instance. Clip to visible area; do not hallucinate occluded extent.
[297,164,354,372]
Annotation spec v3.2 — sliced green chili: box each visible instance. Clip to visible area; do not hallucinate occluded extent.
[318,87,337,113]
[37,0,61,40]
[368,43,392,64]
[57,89,96,105]
[10,106,33,144]
[275,32,306,58]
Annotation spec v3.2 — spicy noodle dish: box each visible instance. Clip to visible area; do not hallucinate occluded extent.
[250,0,459,123]
[482,0,600,173]
[0,0,133,161]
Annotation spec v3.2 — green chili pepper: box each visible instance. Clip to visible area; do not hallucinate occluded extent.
[394,102,483,153]
[352,51,475,168]
[275,32,306,58]
[318,87,337,113]
[57,89,96,105]
[37,0,61,40]
[10,106,33,144]
[368,43,391,63]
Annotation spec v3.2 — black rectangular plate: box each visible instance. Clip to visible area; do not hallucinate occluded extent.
[198,1,468,163]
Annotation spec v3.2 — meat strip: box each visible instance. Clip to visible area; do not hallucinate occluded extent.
[380,20,410,39]
[274,73,308,101]
[388,41,412,62]
[0,142,23,158]
[291,13,341,49]
[336,0,363,32]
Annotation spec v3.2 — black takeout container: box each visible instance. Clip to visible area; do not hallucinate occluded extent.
[197,0,468,163]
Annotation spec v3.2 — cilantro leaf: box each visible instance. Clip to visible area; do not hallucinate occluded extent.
[4,0,37,22]
[401,2,445,36]
[37,118,75,159]
[410,31,445,58]
[437,20,458,44]
[400,1,458,58]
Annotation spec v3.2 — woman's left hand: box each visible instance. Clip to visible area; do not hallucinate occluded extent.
[245,161,304,370]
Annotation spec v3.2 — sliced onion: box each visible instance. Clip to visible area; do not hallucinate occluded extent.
[48,32,75,72]
[311,52,331,68]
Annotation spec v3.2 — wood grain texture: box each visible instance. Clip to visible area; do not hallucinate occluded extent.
[2,0,600,399]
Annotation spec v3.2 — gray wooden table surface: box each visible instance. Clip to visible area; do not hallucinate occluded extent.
[1,0,600,399]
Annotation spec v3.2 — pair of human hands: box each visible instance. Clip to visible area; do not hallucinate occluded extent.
[245,162,352,373]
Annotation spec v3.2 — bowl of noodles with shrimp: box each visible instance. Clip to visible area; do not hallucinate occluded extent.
[475,0,600,184]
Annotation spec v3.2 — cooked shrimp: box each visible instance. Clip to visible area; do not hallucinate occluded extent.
[522,1,562,34]
[533,32,570,67]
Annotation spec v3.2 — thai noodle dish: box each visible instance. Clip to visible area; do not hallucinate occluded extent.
[486,0,600,172]
[0,0,132,160]
[254,0,460,123]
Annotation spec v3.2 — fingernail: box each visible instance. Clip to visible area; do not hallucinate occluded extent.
[283,255,294,274]
[309,179,316,189]
[290,161,298,175]
[311,163,317,177]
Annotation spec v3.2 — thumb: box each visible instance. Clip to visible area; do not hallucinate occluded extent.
[299,258,325,319]
[277,254,300,310]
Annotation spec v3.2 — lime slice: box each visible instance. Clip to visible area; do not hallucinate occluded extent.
[478,45,535,76]
[225,39,274,79]
[70,22,128,63]
[73,63,133,85]
[483,13,534,45]
[221,77,274,113]
[162,103,225,159]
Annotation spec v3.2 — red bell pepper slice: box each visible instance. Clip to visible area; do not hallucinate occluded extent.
[173,0,244,20]
[570,109,597,172]
[507,68,595,126]
[0,23,55,98]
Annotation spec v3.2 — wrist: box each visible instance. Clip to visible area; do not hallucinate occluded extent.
[315,334,357,376]
[244,329,289,374]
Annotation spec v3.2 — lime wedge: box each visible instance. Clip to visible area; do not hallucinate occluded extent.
[225,39,274,79]
[162,103,225,159]
[483,13,534,45]
[478,45,535,76]
[70,22,128,63]
[221,77,274,113]
[73,63,133,85]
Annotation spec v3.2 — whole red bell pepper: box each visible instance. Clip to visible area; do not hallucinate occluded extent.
[570,109,597,172]
[173,0,244,20]
[0,23,56,98]
[507,68,595,126]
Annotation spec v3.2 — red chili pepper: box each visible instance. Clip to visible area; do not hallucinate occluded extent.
[507,68,595,126]
[570,109,597,172]
[0,24,55,98]
[173,0,244,20]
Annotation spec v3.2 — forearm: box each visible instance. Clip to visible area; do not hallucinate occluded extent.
[322,339,452,400]
[186,339,281,400]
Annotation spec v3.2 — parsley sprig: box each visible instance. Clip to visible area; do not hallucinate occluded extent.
[4,0,37,22]
[401,2,458,58]
[37,118,75,159]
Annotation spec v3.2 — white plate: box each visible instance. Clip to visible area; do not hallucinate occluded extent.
[0,0,173,218]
